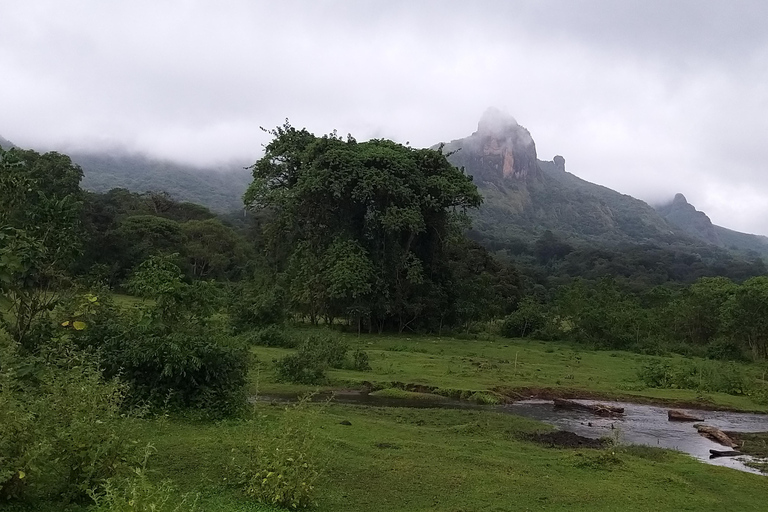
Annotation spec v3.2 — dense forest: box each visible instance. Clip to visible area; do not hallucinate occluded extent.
[1,129,767,508]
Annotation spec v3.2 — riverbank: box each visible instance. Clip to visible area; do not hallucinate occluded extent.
[250,328,768,413]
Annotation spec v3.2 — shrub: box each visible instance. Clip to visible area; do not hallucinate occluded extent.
[276,351,328,385]
[638,358,752,396]
[0,334,138,503]
[231,402,320,509]
[351,348,371,371]
[89,447,200,512]
[71,287,249,416]
[706,337,748,362]
[275,335,351,384]
[243,325,297,348]
[500,298,546,338]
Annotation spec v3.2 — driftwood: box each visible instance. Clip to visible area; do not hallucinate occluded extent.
[709,449,742,458]
[553,398,624,417]
[667,409,704,422]
[694,424,737,448]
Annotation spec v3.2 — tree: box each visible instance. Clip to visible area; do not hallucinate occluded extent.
[181,218,251,279]
[244,122,482,331]
[722,276,768,359]
[0,147,84,347]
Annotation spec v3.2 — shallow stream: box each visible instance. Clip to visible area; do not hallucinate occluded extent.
[257,392,768,474]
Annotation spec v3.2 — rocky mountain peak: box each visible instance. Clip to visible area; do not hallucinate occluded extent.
[672,193,688,206]
[443,108,539,184]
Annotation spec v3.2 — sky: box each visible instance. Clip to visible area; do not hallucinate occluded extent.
[1,0,767,235]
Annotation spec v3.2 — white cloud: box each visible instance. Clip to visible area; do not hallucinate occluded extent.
[1,0,767,234]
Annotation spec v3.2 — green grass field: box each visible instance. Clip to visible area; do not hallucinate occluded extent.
[6,326,768,511]
[11,402,768,512]
[250,328,768,413]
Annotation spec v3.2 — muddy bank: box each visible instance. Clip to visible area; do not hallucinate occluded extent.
[525,430,607,449]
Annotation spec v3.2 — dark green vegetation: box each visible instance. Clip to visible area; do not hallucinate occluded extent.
[75,151,252,214]
[2,119,768,512]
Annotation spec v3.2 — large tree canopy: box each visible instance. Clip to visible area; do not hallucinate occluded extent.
[244,123,494,331]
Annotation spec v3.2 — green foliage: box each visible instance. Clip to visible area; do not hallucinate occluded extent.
[231,403,320,509]
[243,325,297,348]
[351,348,371,371]
[228,283,287,333]
[500,297,546,338]
[0,147,84,346]
[89,447,200,512]
[275,335,351,384]
[73,264,248,416]
[0,332,138,503]
[638,358,752,395]
[245,122,484,332]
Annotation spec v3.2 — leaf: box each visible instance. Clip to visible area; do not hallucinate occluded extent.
[61,320,70,327]
[18,470,25,479]
[72,321,87,330]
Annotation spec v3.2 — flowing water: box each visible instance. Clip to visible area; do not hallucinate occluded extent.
[256,392,768,474]
[505,399,768,474]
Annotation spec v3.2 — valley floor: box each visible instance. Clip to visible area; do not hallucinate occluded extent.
[11,330,768,512]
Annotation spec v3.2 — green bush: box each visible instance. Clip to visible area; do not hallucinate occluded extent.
[89,447,199,512]
[243,325,297,348]
[71,289,249,416]
[500,298,546,338]
[638,358,752,396]
[276,351,328,385]
[231,402,320,509]
[706,337,748,362]
[351,348,371,371]
[0,334,138,503]
[275,335,351,384]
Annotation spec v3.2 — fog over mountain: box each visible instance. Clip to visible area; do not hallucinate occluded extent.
[1,1,767,234]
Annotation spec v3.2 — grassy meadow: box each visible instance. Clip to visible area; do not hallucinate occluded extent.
[250,328,768,413]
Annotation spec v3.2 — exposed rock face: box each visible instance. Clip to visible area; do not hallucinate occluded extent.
[553,155,565,172]
[442,108,540,184]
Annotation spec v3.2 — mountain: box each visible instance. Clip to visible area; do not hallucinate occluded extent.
[657,193,768,257]
[440,108,682,246]
[0,135,16,149]
[72,151,252,213]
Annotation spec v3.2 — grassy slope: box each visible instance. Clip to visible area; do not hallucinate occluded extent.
[251,328,768,412]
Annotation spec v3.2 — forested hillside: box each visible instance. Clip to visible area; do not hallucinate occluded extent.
[73,151,252,213]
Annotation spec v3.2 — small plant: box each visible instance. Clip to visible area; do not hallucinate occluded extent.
[231,400,321,509]
[351,348,371,371]
[89,446,200,512]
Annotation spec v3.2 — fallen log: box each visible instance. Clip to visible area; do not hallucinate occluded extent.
[668,409,704,422]
[553,398,624,416]
[694,424,737,448]
[709,449,742,458]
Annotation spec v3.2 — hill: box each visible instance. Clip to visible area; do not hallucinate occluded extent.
[0,135,16,149]
[72,151,252,214]
[657,193,768,257]
[440,108,684,246]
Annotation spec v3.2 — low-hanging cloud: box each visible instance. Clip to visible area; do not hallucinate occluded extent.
[1,0,767,234]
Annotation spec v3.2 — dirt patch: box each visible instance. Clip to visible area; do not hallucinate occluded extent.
[525,430,607,449]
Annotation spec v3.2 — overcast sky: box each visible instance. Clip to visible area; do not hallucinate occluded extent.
[2,0,767,235]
